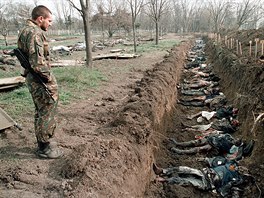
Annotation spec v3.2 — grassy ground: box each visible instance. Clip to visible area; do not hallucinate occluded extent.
[0,67,107,120]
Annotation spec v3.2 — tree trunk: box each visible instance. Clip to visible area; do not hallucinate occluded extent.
[82,14,92,67]
[102,18,105,44]
[4,36,8,46]
[155,21,159,45]
[132,19,137,53]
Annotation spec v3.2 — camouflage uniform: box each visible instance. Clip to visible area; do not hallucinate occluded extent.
[17,19,58,144]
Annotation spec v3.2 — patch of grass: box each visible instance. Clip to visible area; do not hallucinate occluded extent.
[0,86,34,120]
[0,70,21,78]
[0,45,16,50]
[0,66,107,119]
[126,39,180,53]
[53,66,107,102]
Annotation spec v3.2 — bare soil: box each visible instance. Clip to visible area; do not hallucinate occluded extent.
[0,32,263,198]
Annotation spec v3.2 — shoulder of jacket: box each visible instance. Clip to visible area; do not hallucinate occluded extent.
[21,25,43,37]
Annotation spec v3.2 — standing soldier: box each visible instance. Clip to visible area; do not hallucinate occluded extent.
[17,5,63,159]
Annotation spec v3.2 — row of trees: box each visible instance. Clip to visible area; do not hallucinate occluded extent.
[57,0,264,34]
[59,0,264,67]
[1,0,264,66]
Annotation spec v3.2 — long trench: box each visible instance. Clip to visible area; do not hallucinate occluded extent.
[142,37,263,198]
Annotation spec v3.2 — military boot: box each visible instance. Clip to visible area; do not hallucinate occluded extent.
[36,141,63,159]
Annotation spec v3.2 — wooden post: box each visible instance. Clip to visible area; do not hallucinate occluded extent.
[249,41,252,56]
[225,36,227,46]
[239,42,242,55]
[236,40,239,54]
[230,38,233,49]
[255,38,259,58]
[260,40,264,55]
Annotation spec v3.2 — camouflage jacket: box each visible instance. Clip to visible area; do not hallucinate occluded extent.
[17,19,58,100]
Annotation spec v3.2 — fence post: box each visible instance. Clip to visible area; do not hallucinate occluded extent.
[255,38,259,59]
[239,42,242,55]
[236,40,239,54]
[260,40,264,56]
[249,41,252,56]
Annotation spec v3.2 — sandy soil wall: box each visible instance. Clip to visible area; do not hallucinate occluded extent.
[110,41,191,197]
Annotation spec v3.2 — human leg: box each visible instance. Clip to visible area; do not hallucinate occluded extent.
[187,111,202,120]
[155,165,209,190]
[178,100,205,107]
[28,81,63,159]
[31,84,58,143]
[163,176,208,190]
[171,144,212,154]
[170,138,207,147]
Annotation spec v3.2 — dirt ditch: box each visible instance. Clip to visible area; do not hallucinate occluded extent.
[146,38,264,198]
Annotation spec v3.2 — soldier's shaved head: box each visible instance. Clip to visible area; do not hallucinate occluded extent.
[32,5,52,20]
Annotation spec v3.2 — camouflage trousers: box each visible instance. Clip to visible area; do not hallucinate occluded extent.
[27,78,58,143]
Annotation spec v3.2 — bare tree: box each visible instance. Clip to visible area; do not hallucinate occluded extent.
[179,0,196,33]
[92,4,107,41]
[0,19,8,46]
[67,0,92,67]
[190,0,206,32]
[92,1,131,38]
[171,0,182,33]
[54,0,73,29]
[0,2,31,45]
[53,0,64,28]
[93,0,116,39]
[207,0,231,33]
[126,0,145,52]
[235,0,261,29]
[146,0,169,45]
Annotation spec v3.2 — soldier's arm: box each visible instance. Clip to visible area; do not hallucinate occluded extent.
[28,32,50,82]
